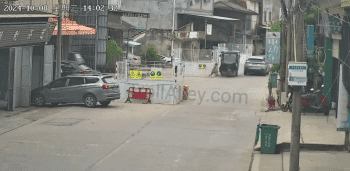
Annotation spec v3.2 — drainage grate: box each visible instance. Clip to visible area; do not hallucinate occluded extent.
[41,118,86,126]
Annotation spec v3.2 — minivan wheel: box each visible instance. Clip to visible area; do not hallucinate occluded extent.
[34,94,45,107]
[100,101,111,107]
[84,94,97,108]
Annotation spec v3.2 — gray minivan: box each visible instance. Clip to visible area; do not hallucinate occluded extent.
[31,74,120,108]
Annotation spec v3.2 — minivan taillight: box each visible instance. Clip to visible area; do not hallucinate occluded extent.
[102,84,110,89]
[133,58,137,60]
[80,70,88,73]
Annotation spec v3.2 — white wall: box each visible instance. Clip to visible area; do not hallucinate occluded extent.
[118,80,183,104]
[184,61,215,76]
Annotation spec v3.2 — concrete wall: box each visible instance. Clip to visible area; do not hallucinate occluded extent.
[135,29,172,57]
[183,61,215,76]
[118,80,183,104]
[14,47,23,108]
[43,45,54,86]
[120,0,190,30]
[7,46,33,110]
[21,47,33,107]
[0,48,9,100]
[116,61,185,104]
[7,48,17,110]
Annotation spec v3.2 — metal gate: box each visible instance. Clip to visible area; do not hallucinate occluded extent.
[70,0,108,70]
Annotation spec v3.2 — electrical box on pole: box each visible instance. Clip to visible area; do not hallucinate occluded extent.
[288,62,308,86]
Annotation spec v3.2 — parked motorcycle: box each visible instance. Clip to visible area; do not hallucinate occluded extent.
[280,87,293,112]
[288,85,330,115]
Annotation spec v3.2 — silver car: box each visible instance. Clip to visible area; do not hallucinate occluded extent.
[31,74,120,108]
[244,56,270,76]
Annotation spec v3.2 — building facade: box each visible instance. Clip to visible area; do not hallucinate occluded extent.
[0,2,55,111]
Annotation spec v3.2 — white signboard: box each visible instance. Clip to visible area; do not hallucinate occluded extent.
[266,32,281,64]
[288,62,307,86]
[207,24,212,35]
[189,32,198,38]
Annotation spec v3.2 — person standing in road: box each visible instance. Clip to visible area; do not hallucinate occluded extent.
[209,63,219,77]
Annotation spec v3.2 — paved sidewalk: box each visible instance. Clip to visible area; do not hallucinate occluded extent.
[0,105,68,135]
[251,150,350,171]
[251,98,350,170]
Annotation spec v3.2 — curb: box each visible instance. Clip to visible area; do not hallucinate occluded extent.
[254,142,346,153]
[0,106,37,117]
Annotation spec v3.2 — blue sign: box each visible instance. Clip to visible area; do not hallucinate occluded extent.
[307,25,314,51]
[289,66,307,70]
[266,32,281,64]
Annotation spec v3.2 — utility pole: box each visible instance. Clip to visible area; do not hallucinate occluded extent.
[285,18,291,94]
[281,0,292,94]
[279,18,287,93]
[56,0,62,79]
[289,0,304,170]
[171,0,176,60]
[95,0,98,71]
[205,18,207,49]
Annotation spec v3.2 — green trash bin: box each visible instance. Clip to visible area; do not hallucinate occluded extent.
[254,124,280,154]
[269,73,278,88]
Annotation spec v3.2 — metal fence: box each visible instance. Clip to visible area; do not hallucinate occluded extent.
[181,49,213,62]
[117,60,175,81]
[218,43,253,54]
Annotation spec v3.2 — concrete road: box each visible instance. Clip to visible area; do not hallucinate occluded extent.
[0,74,269,171]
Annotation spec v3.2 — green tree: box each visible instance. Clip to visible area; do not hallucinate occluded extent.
[107,39,122,64]
[142,44,161,61]
[270,64,280,73]
[304,5,321,25]
[269,20,282,32]
[304,56,322,90]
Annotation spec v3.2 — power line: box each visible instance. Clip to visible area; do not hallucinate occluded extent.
[307,1,350,25]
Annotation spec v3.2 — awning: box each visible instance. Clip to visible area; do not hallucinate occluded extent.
[178,12,239,21]
[214,1,258,15]
[123,40,141,47]
[50,17,96,35]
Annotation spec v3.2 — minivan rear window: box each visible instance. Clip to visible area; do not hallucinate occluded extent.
[85,78,99,84]
[102,76,116,83]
